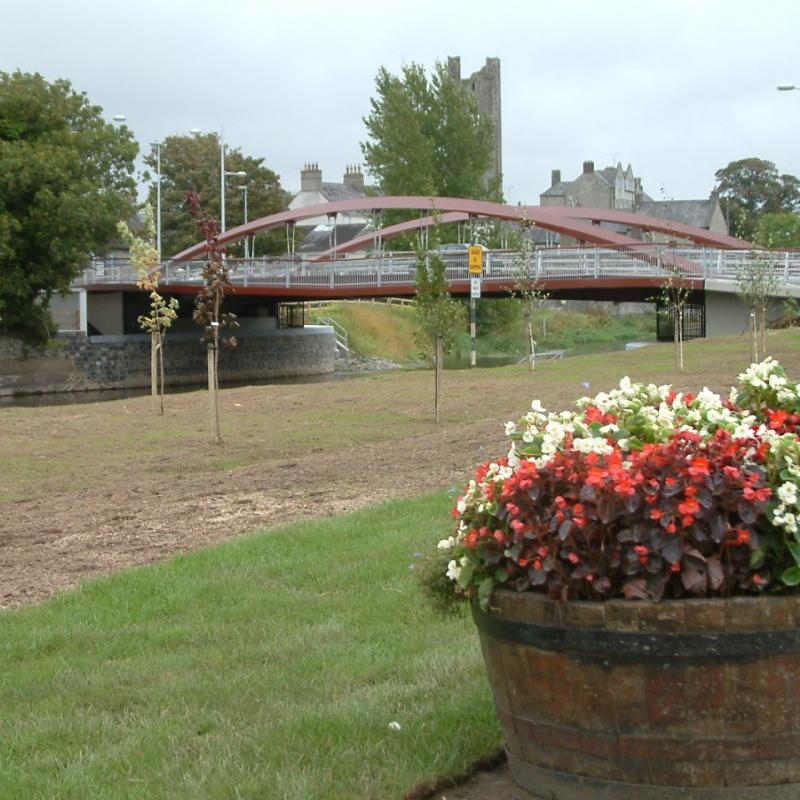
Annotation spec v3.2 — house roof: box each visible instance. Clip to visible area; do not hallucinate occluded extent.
[297,223,369,254]
[597,167,618,186]
[637,200,717,230]
[319,182,366,202]
[540,181,567,197]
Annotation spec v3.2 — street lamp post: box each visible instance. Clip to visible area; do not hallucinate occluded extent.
[189,126,245,232]
[151,141,162,257]
[240,183,249,259]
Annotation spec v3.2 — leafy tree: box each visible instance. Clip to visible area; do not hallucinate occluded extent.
[714,158,800,241]
[754,212,800,248]
[0,71,137,346]
[144,134,287,259]
[117,205,179,414]
[361,62,497,208]
[186,192,239,445]
[414,220,465,423]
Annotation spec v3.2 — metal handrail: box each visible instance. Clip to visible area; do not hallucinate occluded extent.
[315,316,349,352]
[75,247,800,294]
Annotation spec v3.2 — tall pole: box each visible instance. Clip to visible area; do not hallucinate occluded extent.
[220,123,226,232]
[241,184,249,259]
[152,141,162,258]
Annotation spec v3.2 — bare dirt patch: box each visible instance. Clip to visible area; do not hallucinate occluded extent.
[3,333,799,609]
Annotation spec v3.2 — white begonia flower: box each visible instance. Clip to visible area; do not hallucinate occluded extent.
[504,421,517,436]
[531,399,546,413]
[437,537,455,551]
[522,430,534,443]
[571,437,614,455]
[446,559,461,581]
[778,482,798,506]
[769,374,788,390]
[456,498,467,514]
[619,376,633,393]
[696,387,723,408]
[778,388,797,404]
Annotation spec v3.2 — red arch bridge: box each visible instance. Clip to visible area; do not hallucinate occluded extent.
[76,197,800,339]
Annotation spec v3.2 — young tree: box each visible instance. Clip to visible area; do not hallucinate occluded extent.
[186,192,239,444]
[736,252,783,362]
[361,62,497,205]
[0,71,137,346]
[143,133,286,258]
[117,205,179,414]
[656,266,692,373]
[414,222,465,423]
[714,158,800,241]
[509,220,549,371]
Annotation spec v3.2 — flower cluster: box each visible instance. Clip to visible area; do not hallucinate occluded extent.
[439,358,800,606]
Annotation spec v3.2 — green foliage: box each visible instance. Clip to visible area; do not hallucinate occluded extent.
[754,212,800,248]
[714,157,800,241]
[361,61,497,214]
[0,493,499,799]
[0,71,137,346]
[144,133,287,259]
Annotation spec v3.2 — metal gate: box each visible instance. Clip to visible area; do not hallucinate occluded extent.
[656,301,706,342]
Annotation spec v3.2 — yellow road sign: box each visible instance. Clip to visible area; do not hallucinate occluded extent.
[468,245,484,274]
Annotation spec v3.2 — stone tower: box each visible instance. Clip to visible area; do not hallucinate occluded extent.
[447,56,502,188]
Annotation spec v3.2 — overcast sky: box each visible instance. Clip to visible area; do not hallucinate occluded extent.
[3,0,799,206]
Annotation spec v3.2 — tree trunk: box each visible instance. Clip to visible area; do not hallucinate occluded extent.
[528,319,535,372]
[158,333,165,416]
[150,330,158,412]
[435,335,443,424]
[751,311,758,364]
[678,308,684,372]
[208,340,222,445]
[673,308,680,372]
[759,305,767,358]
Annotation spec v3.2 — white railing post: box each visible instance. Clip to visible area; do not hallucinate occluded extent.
[785,252,790,280]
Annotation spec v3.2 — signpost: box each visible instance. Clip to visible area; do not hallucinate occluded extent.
[468,246,483,367]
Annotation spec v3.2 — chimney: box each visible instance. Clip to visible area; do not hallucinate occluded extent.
[582,160,595,175]
[343,164,365,192]
[551,169,561,187]
[300,161,322,192]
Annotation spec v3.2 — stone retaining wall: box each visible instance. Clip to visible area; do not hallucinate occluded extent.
[0,326,335,396]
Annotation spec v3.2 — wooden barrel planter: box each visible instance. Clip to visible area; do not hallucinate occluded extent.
[473,589,800,799]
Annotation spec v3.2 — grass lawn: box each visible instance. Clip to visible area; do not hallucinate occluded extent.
[0,494,500,799]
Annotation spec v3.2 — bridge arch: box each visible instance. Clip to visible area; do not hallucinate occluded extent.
[170,196,751,262]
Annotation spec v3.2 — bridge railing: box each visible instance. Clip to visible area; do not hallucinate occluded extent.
[76,247,800,291]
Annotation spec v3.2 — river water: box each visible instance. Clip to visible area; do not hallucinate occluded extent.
[2,339,654,408]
